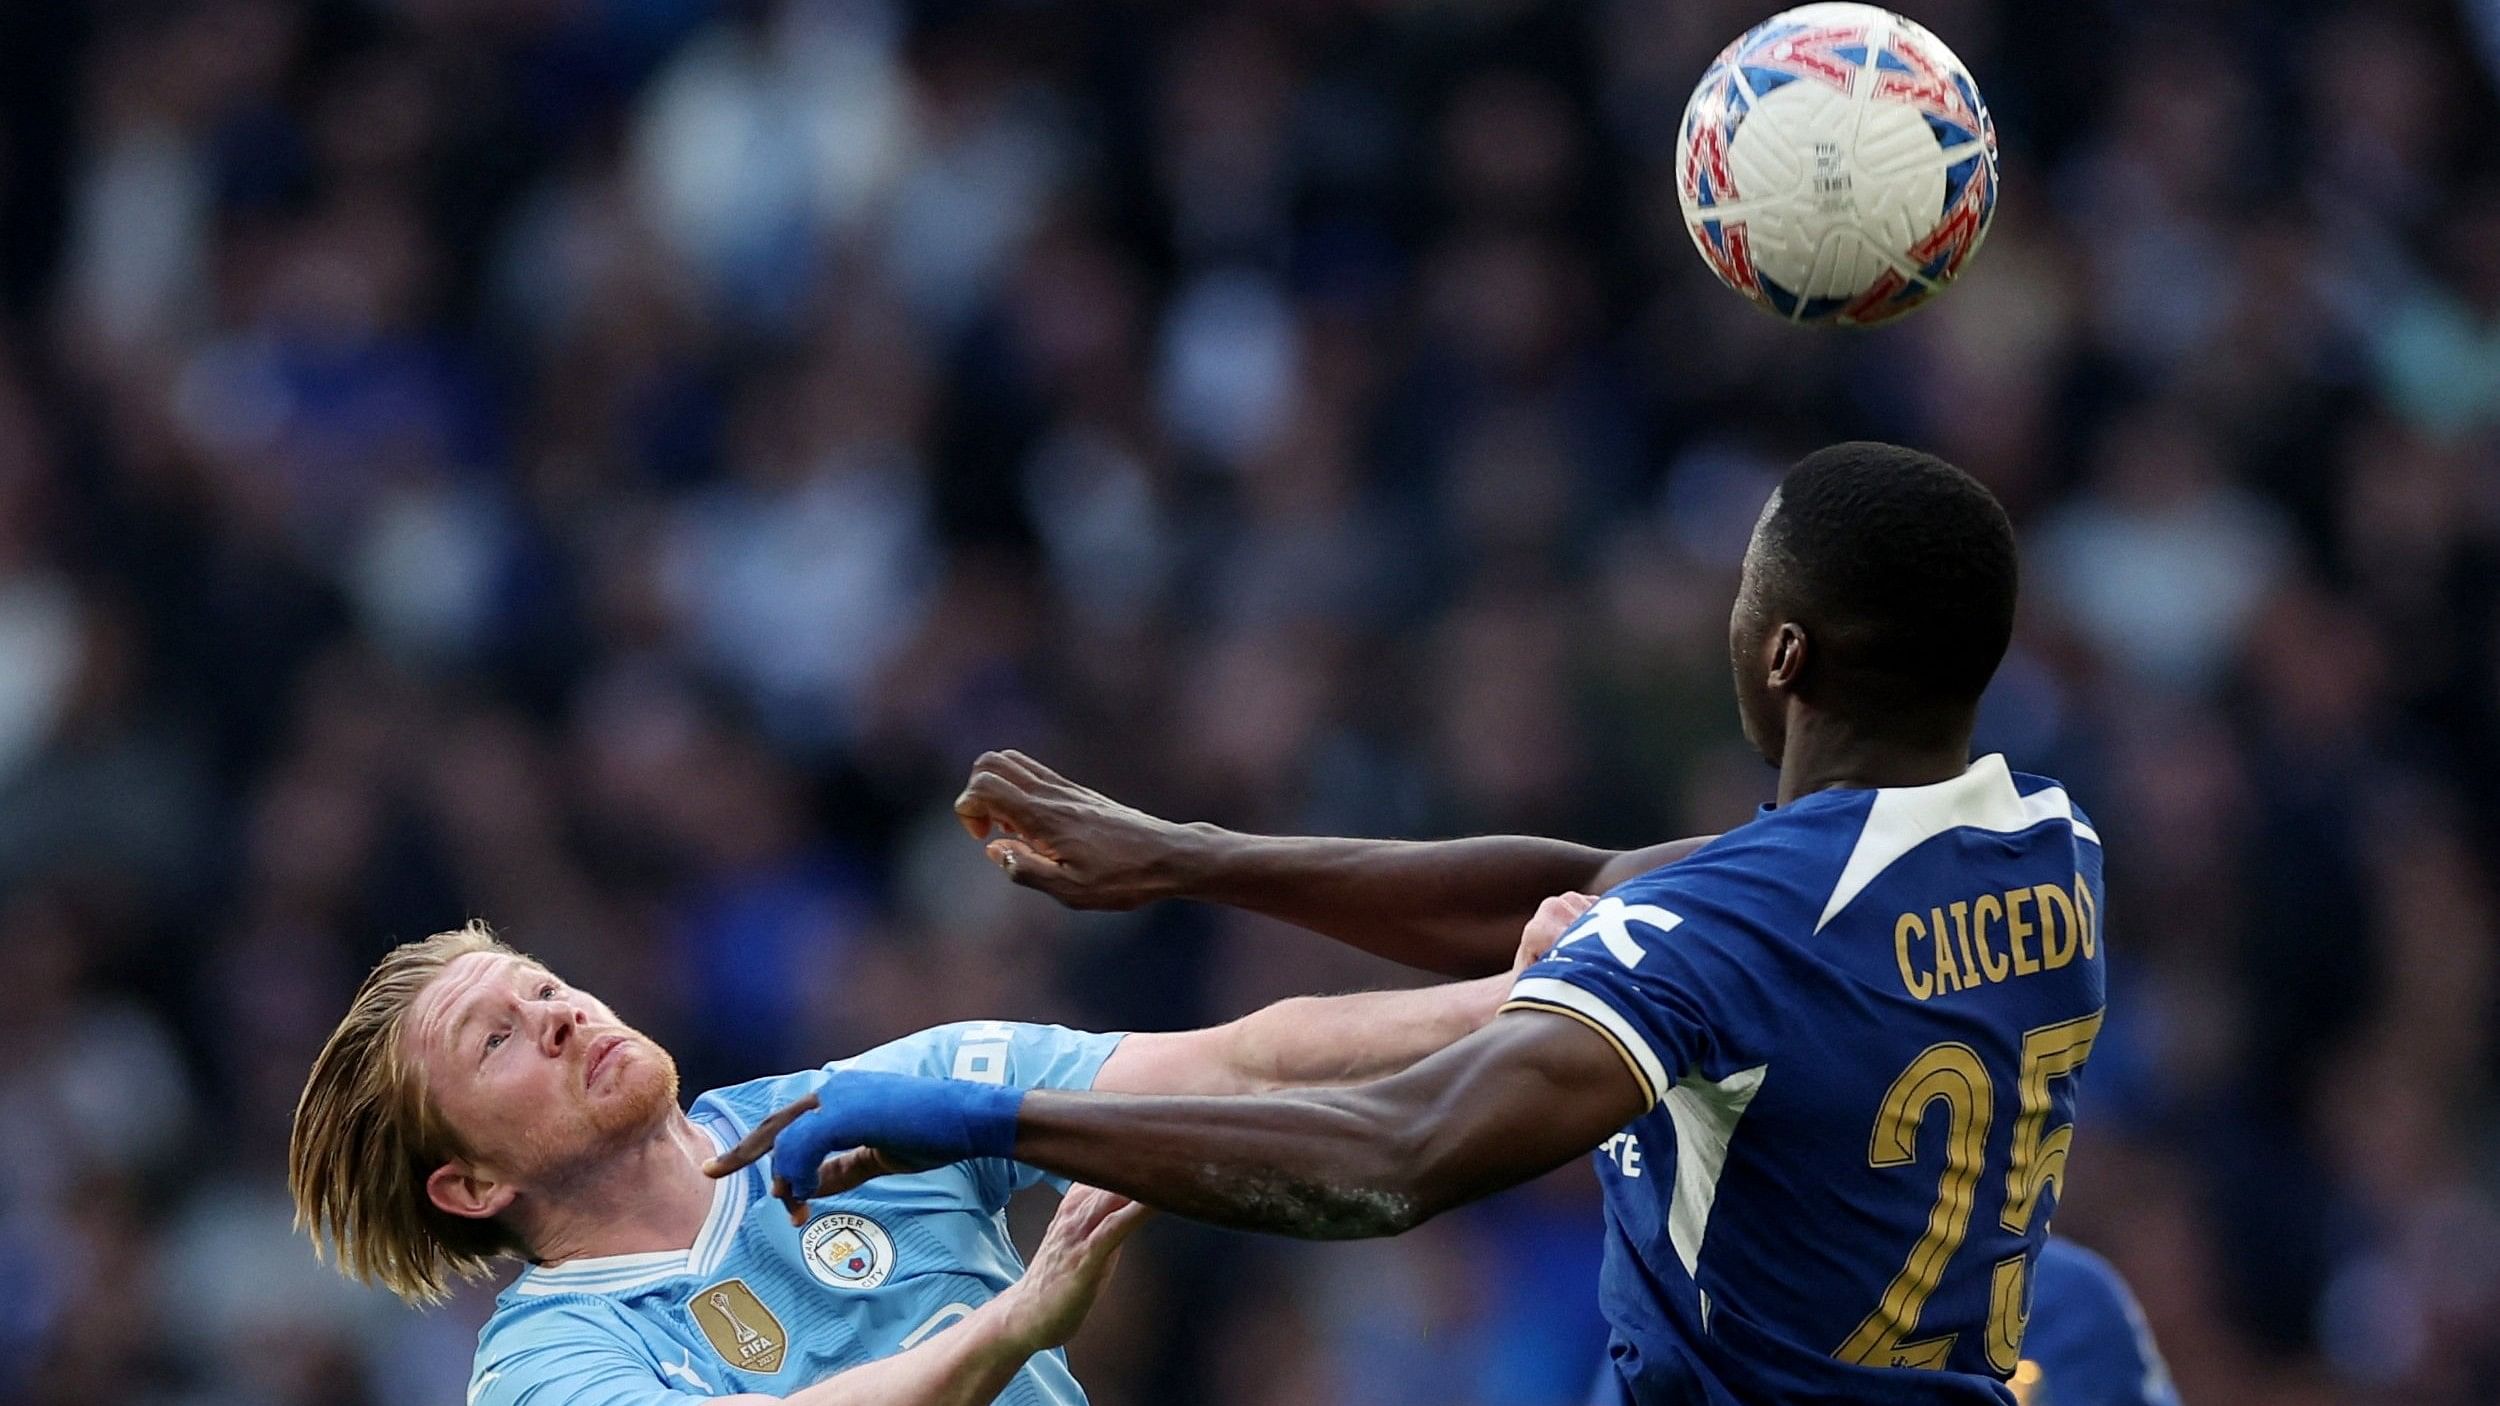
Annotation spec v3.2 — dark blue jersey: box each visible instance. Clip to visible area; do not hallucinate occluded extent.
[1585,1239,2177,1406]
[1507,755,2107,1405]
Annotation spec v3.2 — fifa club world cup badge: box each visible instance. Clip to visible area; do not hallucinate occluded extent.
[690,1279,787,1374]
[803,1212,898,1290]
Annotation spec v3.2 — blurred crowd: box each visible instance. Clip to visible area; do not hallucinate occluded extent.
[1,0,2497,1403]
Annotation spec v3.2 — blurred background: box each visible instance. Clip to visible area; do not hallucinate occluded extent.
[1,0,2497,1402]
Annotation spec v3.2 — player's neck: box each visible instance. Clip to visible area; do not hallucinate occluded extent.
[1774,709,1974,805]
[519,1112,719,1267]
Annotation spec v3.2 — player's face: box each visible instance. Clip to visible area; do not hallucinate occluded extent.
[405,951,680,1188]
[1730,503,1786,766]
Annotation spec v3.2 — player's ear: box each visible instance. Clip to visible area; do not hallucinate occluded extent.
[427,1161,520,1221]
[1767,623,1807,691]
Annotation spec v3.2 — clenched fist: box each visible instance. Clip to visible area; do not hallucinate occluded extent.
[954,751,1202,910]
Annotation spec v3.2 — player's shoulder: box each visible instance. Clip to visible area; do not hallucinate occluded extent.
[690,1065,827,1132]
[686,1033,973,1130]
[699,1023,1124,1127]
[472,1289,690,1406]
[2033,1236,2133,1317]
[836,1021,1021,1076]
[2025,1238,2179,1406]
[1607,796,1862,924]
[2010,766,2101,851]
[1611,756,2099,930]
[688,1028,994,1121]
[476,1284,647,1363]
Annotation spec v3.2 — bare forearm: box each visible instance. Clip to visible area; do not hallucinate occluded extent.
[1012,1017,1640,1240]
[775,1297,1029,1406]
[1012,1085,1441,1239]
[1174,829,1619,976]
[957,753,1707,974]
[1224,976,1509,1091]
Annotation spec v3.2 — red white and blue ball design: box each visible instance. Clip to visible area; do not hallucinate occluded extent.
[1676,3,1998,326]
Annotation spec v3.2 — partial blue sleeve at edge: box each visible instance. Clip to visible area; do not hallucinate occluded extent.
[2024,1239,2182,1406]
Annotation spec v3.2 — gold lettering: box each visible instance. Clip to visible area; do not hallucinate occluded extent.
[1970,894,2009,983]
[1901,883,2098,993]
[2034,883,2077,969]
[1896,913,1933,1001]
[1950,901,1980,987]
[1931,906,1964,992]
[2005,889,2039,975]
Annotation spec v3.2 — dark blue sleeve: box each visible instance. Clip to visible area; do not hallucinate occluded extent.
[2022,1239,2181,1406]
[1499,866,1776,1100]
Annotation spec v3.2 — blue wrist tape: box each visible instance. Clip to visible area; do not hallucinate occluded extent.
[768,1070,1028,1196]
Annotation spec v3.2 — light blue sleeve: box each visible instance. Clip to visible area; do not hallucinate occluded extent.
[841,1020,1124,1209]
[471,1306,708,1406]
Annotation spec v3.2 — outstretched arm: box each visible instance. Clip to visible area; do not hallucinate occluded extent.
[1092,977,1508,1096]
[1091,894,1595,1097]
[711,1012,1649,1240]
[956,751,1711,976]
[1007,1013,1644,1237]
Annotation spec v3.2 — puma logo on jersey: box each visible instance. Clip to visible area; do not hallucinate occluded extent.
[659,1350,712,1392]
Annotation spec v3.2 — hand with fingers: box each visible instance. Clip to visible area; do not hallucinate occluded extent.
[1511,891,1598,979]
[702,1070,1024,1222]
[989,1186,1154,1354]
[954,751,1198,910]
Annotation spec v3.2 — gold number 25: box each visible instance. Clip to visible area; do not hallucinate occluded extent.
[1834,1010,2104,1373]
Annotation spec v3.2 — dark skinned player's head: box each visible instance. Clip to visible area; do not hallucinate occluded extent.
[1730,442,2018,767]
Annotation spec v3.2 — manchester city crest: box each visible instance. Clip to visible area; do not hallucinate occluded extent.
[802,1212,897,1290]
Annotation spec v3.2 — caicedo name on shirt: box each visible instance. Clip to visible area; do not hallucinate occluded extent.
[1893,875,2098,1000]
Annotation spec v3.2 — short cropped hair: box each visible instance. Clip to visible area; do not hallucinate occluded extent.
[289,921,526,1304]
[1757,442,2018,709]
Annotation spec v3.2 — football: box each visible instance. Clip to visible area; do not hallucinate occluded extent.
[1676,3,1998,326]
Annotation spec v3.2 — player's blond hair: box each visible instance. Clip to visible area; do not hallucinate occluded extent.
[288,920,528,1304]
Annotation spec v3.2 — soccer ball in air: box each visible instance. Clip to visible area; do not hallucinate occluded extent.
[1676,3,1998,326]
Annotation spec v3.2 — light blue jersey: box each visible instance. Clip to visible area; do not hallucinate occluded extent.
[468,1021,1125,1406]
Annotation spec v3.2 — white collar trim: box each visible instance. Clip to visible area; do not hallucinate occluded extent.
[507,1115,758,1298]
[1813,755,2097,934]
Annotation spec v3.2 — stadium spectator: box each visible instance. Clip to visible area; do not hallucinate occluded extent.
[0,1,2494,1402]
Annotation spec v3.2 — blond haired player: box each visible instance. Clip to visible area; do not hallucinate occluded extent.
[290,915,1555,1405]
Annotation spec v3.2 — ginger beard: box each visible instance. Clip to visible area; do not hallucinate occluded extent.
[407,952,686,1201]
[508,1030,683,1189]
